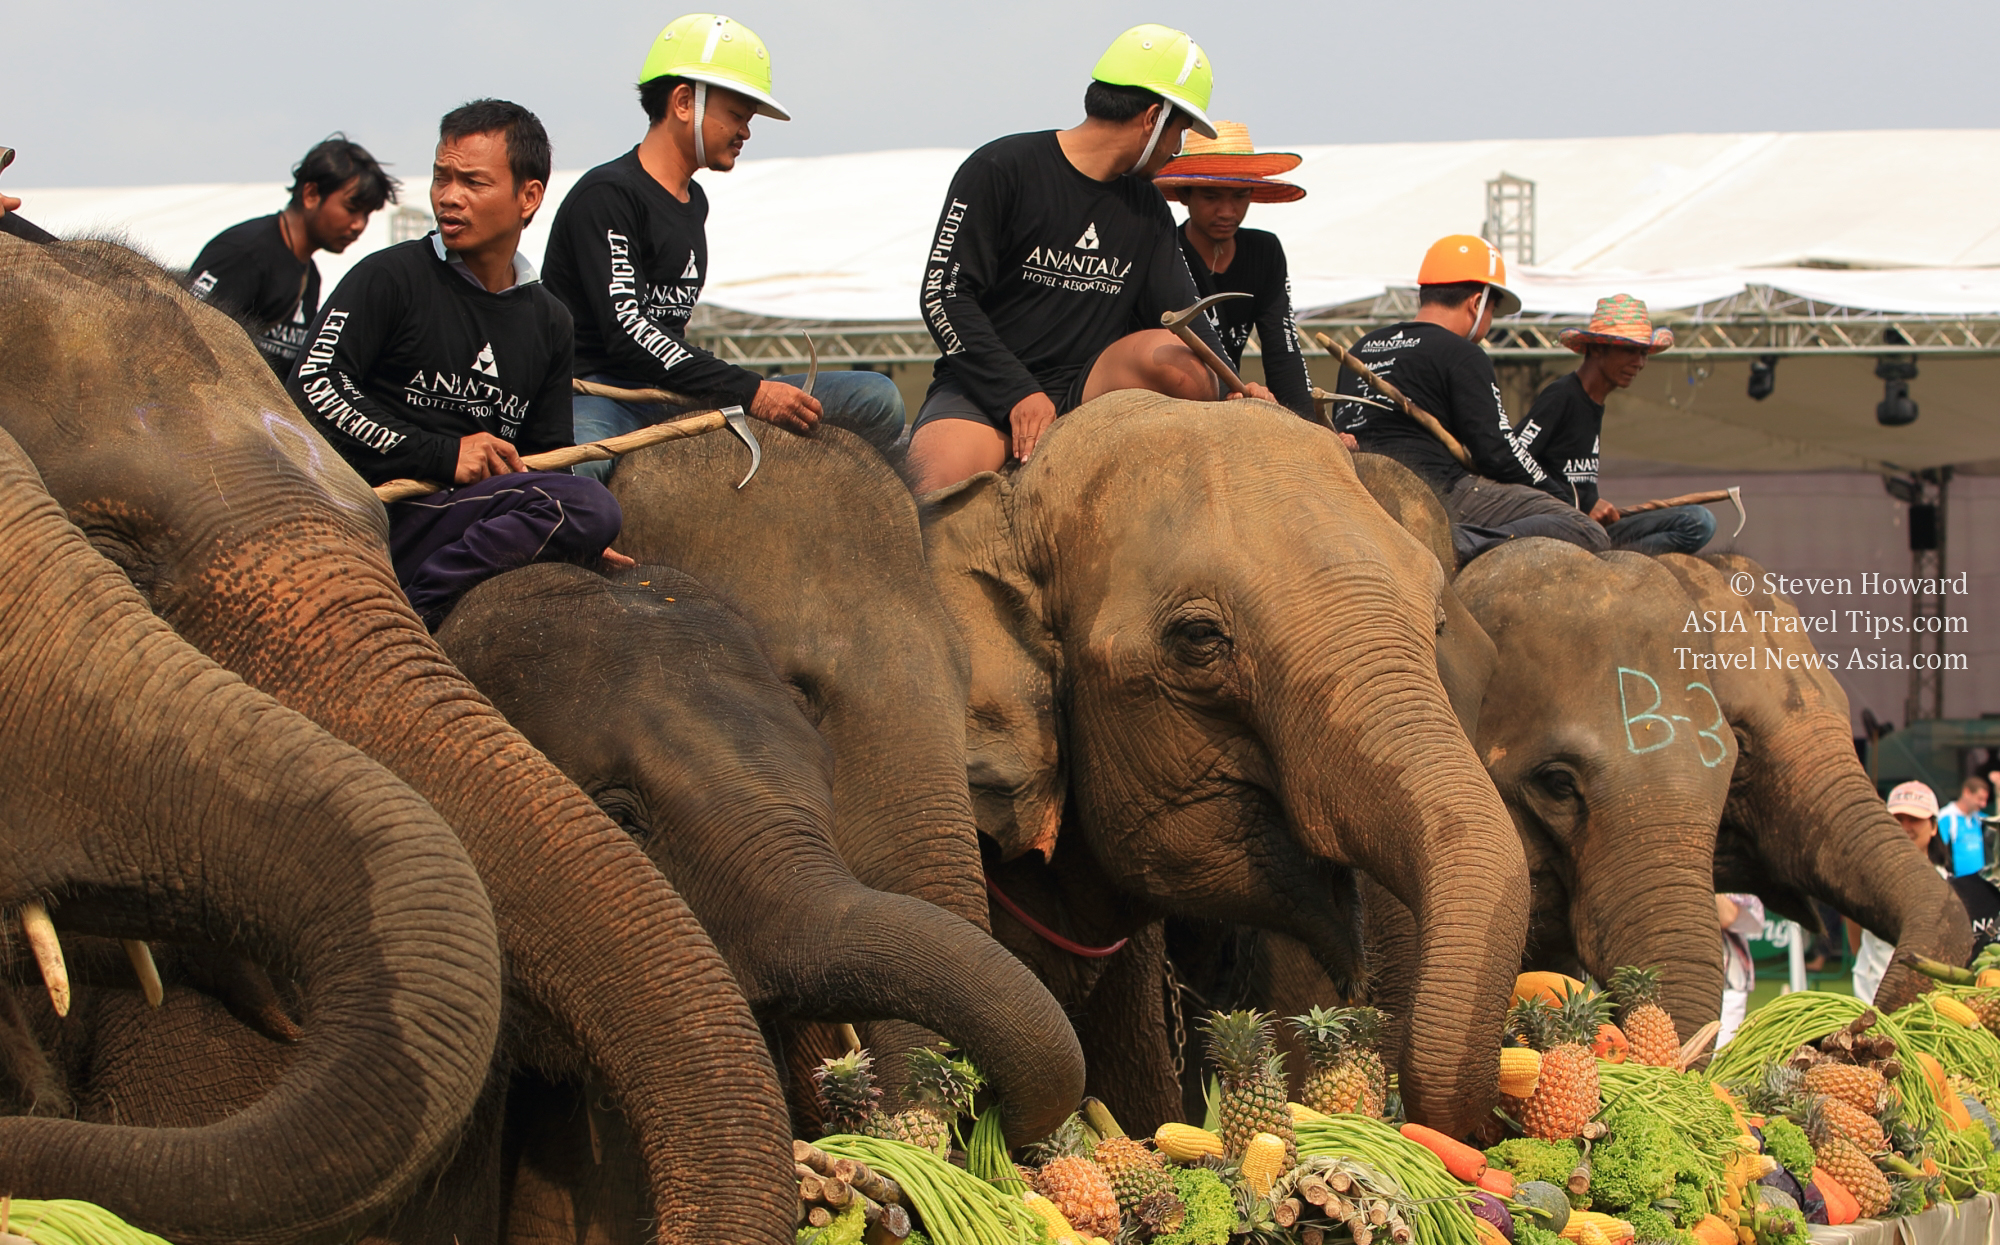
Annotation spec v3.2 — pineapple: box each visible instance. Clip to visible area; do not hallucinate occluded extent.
[1030,1116,1121,1239]
[1292,1006,1389,1118]
[1805,1097,1892,1218]
[812,1049,884,1137]
[877,1045,982,1155]
[1506,985,1610,1141]
[1609,966,1679,1067]
[1802,1060,1886,1116]
[1815,1092,1887,1154]
[1093,1136,1184,1235]
[1202,1010,1295,1158]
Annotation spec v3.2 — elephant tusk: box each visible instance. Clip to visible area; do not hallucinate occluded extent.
[122,939,164,1008]
[20,901,69,1018]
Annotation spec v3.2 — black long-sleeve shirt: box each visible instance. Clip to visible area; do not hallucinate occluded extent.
[920,130,1225,416]
[541,148,763,408]
[1515,371,1603,511]
[1178,226,1312,418]
[187,214,321,376]
[287,235,575,486]
[1330,321,1550,494]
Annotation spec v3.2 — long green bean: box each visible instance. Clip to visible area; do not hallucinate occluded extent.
[0,1200,174,1245]
[1293,1115,1482,1245]
[818,1134,1042,1245]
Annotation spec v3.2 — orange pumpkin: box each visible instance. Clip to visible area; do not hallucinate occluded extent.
[1514,971,1588,1006]
[1593,1022,1630,1063]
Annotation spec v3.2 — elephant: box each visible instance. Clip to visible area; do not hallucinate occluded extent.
[0,236,792,1240]
[435,561,1087,1233]
[0,424,502,1245]
[918,391,1530,1137]
[1659,553,1972,1008]
[606,423,1085,1140]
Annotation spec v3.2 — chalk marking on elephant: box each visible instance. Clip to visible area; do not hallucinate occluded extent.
[1616,666,1732,767]
[259,408,372,516]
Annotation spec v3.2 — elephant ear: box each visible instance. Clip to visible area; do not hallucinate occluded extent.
[921,472,1066,862]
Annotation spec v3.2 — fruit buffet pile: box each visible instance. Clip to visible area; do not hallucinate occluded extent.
[795,969,2000,1245]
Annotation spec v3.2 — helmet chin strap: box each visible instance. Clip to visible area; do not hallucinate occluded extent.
[693,80,709,169]
[1470,284,1491,341]
[1128,102,1175,175]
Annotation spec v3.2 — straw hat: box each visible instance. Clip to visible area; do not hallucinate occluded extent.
[1558,293,1675,354]
[1154,120,1305,203]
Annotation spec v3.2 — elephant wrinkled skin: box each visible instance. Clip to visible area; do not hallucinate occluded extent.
[0,237,792,1242]
[0,426,501,1245]
[922,392,1529,1136]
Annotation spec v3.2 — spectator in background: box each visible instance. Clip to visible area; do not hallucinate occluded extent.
[1939,774,1991,878]
[1850,781,2000,998]
[189,136,399,377]
[1717,892,1765,1048]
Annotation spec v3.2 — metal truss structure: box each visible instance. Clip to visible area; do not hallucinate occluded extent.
[687,284,2000,368]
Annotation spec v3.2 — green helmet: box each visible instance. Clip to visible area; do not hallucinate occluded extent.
[1092,24,1216,138]
[640,13,790,121]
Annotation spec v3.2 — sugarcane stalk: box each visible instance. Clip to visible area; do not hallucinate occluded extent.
[1302,1228,1326,1245]
[1387,1214,1414,1243]
[1299,1175,1331,1206]
[847,1160,905,1206]
[820,1177,852,1209]
[1366,1198,1390,1226]
[796,1139,840,1178]
[1275,1198,1303,1228]
[806,1206,832,1229]
[864,1202,912,1245]
[798,1168,825,1201]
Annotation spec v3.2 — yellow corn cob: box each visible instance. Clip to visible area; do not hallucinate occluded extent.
[1934,995,1981,1028]
[1241,1131,1288,1197]
[1562,1211,1636,1243]
[1289,1101,1331,1125]
[1498,1046,1543,1098]
[1154,1122,1225,1162]
[1024,1192,1084,1245]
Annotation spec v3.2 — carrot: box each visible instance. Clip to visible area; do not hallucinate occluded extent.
[1812,1168,1859,1226]
[1400,1123,1488,1182]
[1692,1214,1735,1245]
[1476,1168,1516,1197]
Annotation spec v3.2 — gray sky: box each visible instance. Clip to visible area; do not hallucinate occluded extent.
[11,0,2000,189]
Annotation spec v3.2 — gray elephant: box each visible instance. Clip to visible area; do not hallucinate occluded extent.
[920,391,1530,1137]
[1661,554,1971,1007]
[0,237,791,1241]
[607,422,1086,1136]
[0,425,502,1245]
[435,562,1083,1160]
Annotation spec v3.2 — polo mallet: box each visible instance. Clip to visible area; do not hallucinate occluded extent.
[1161,291,1256,395]
[1312,331,1473,470]
[1616,486,1746,538]
[374,405,762,502]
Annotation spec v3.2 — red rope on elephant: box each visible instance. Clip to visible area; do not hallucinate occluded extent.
[985,876,1130,958]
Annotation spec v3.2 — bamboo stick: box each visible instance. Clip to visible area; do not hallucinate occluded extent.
[372,408,730,503]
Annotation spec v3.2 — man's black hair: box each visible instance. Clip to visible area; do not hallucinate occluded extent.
[1083,80,1165,123]
[288,135,399,212]
[640,75,688,126]
[1417,280,1488,308]
[439,99,552,188]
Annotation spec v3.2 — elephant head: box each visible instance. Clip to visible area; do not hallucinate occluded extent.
[922,392,1528,1134]
[0,426,501,1244]
[606,425,1086,1136]
[1455,541,1735,1036]
[435,562,1084,1144]
[0,237,790,1239]
[1658,553,1971,1007]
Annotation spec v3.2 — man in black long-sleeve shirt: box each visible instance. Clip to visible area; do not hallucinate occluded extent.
[189,136,397,378]
[1333,235,1607,558]
[1153,121,1312,419]
[544,15,905,477]
[909,24,1275,491]
[290,100,627,628]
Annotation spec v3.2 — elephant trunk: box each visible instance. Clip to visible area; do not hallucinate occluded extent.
[1569,824,1725,1041]
[1740,717,1970,1008]
[0,455,501,1245]
[146,534,794,1244]
[752,879,1086,1145]
[1275,653,1529,1136]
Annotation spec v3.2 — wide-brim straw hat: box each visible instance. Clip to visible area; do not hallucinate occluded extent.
[1558,293,1675,353]
[1154,121,1305,202]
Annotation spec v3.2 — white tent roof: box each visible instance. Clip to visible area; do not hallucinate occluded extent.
[17,128,2000,322]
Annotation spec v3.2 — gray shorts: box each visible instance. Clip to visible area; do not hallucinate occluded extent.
[913,351,1105,436]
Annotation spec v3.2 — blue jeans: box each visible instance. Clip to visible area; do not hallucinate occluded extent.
[388,471,621,629]
[572,370,907,482]
[1606,503,1717,555]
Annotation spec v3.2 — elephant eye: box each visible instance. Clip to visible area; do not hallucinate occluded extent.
[1536,765,1579,801]
[1166,614,1232,666]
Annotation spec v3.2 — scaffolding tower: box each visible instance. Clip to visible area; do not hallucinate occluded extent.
[1483,173,1537,267]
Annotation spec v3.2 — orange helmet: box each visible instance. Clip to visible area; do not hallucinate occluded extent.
[1418,234,1522,316]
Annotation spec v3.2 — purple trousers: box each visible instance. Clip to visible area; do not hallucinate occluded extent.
[388,471,622,628]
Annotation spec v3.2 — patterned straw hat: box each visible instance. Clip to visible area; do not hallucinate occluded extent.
[1153,121,1306,203]
[1558,293,1675,354]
